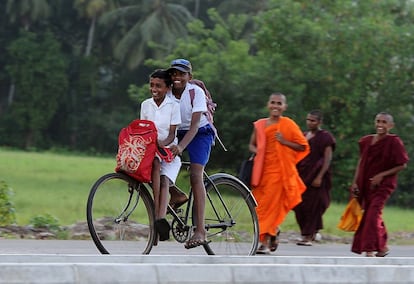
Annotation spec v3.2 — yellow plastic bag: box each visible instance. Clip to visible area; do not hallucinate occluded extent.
[337,198,363,232]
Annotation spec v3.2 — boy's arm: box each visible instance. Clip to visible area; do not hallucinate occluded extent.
[171,112,202,155]
[159,124,178,147]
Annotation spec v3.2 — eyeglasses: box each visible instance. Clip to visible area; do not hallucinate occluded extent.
[171,59,190,66]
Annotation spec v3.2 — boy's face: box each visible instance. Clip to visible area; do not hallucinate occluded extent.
[170,69,191,90]
[375,114,394,135]
[267,94,287,117]
[149,77,168,103]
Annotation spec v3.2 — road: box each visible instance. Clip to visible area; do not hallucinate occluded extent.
[0,239,413,257]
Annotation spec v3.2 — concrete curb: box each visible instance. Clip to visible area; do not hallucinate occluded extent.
[1,255,413,283]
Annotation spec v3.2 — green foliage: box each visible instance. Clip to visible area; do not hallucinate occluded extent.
[98,0,194,69]
[253,0,414,202]
[6,0,50,30]
[0,0,413,206]
[0,180,16,226]
[5,30,68,149]
[29,213,61,231]
[147,9,271,167]
[0,148,116,225]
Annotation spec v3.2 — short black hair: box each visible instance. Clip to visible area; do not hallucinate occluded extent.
[309,109,323,121]
[150,69,172,87]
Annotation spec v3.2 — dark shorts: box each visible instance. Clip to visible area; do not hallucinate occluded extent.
[177,125,214,166]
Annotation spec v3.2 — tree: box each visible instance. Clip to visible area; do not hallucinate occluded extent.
[139,9,270,168]
[74,0,117,57]
[5,0,51,108]
[98,0,194,69]
[254,0,414,202]
[6,0,50,31]
[5,30,68,148]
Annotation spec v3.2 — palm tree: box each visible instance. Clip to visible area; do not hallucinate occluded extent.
[6,0,50,30]
[99,0,193,69]
[74,0,117,57]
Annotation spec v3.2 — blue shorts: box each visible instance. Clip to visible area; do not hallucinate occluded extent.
[177,125,214,166]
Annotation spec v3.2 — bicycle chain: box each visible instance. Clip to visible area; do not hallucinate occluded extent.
[171,217,189,243]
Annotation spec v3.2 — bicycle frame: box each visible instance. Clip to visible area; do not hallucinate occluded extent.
[87,161,259,255]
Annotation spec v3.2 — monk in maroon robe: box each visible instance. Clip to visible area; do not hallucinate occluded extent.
[294,110,336,246]
[350,112,408,257]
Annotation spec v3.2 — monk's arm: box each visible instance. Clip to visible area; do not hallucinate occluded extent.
[312,145,333,187]
[370,163,407,186]
[350,158,362,196]
[275,132,306,151]
[248,128,257,154]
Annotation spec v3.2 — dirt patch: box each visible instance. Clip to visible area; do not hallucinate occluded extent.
[1,222,413,245]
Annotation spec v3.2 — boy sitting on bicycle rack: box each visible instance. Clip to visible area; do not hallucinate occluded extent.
[167,59,215,249]
[140,69,182,242]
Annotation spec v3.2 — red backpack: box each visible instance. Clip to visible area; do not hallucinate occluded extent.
[115,119,157,182]
[189,79,227,151]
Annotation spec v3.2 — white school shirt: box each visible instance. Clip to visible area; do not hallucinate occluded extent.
[167,82,208,130]
[140,95,181,145]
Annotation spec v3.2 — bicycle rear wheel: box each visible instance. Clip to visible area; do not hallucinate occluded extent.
[202,173,259,255]
[86,172,156,254]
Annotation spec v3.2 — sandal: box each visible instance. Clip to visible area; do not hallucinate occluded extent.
[184,237,210,249]
[270,230,280,252]
[366,251,375,257]
[256,244,270,255]
[296,234,313,246]
[376,248,390,257]
[296,240,312,246]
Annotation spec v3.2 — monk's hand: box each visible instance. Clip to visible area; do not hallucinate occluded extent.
[350,184,359,197]
[369,174,383,188]
[275,132,285,144]
[311,176,322,187]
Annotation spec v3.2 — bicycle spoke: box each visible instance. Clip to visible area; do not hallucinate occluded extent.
[202,174,259,255]
[87,173,156,254]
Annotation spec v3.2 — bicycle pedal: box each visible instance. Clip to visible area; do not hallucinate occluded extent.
[174,208,183,215]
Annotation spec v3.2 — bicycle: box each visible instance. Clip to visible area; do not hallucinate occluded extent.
[86,161,259,255]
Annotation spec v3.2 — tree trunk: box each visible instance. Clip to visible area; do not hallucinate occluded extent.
[25,129,33,149]
[85,16,96,57]
[7,83,15,106]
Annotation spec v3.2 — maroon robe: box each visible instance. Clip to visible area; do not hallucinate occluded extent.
[351,134,409,254]
[294,129,336,236]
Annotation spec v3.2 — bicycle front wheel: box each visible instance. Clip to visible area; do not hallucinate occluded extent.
[86,172,156,254]
[203,173,259,255]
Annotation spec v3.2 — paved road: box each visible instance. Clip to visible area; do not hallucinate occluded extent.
[0,239,413,257]
[1,239,413,283]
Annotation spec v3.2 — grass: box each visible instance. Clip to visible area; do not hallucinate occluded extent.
[281,203,414,244]
[1,148,114,225]
[1,147,413,243]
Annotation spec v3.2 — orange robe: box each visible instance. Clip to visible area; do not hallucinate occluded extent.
[251,117,309,241]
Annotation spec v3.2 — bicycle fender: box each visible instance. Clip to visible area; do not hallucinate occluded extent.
[206,173,257,206]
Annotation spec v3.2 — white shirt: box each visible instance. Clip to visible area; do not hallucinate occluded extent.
[140,95,181,145]
[167,83,208,130]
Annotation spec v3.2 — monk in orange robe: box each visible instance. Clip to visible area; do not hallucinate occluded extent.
[249,93,309,254]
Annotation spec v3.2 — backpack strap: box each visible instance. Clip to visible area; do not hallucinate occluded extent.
[188,87,227,151]
[189,88,195,107]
